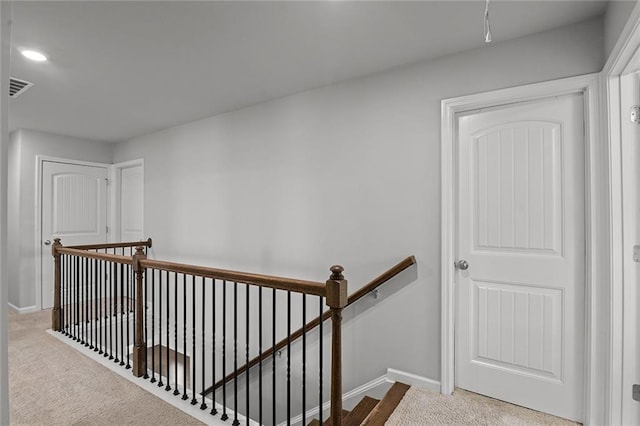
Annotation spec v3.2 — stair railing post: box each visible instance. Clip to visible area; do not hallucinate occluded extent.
[132,246,147,377]
[51,238,62,331]
[326,265,347,426]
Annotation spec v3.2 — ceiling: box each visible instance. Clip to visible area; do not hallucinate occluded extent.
[9,1,608,143]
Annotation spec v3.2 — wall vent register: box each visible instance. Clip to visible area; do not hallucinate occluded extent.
[9,77,34,98]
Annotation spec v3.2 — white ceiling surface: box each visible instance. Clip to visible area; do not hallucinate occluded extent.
[9,1,608,143]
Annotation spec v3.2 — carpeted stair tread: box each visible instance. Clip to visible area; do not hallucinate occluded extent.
[361,382,410,426]
[343,395,380,426]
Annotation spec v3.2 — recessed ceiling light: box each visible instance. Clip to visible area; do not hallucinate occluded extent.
[21,50,47,62]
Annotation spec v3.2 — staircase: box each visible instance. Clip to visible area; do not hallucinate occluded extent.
[309,382,410,426]
[51,238,417,426]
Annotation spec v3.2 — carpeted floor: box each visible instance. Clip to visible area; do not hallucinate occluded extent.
[9,309,581,426]
[8,309,203,426]
[385,386,580,425]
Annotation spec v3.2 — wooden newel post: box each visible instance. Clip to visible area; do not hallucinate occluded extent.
[132,246,147,377]
[326,265,347,426]
[51,238,62,331]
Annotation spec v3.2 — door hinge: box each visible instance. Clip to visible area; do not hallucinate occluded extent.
[106,226,109,234]
[631,106,640,123]
[633,384,640,402]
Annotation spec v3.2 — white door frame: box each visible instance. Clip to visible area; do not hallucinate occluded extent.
[109,158,144,243]
[601,4,640,425]
[35,155,111,311]
[440,73,601,423]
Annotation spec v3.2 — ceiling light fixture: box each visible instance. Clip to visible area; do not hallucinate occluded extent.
[21,50,48,62]
[484,0,492,43]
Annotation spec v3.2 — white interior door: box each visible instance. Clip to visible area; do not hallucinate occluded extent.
[113,161,144,242]
[455,94,585,421]
[41,160,108,309]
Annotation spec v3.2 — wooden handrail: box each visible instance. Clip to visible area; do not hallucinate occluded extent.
[139,258,326,297]
[56,247,133,265]
[202,255,416,396]
[67,238,153,250]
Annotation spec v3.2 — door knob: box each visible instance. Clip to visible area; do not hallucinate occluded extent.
[456,260,469,270]
[43,240,51,246]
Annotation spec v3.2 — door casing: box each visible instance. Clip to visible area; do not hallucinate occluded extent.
[440,74,601,423]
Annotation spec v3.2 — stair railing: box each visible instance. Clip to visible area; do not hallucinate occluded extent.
[203,255,417,398]
[50,238,350,425]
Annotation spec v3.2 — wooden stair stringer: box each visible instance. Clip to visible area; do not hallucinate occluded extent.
[343,395,380,426]
[360,382,410,426]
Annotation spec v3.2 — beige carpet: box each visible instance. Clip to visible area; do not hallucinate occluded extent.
[8,309,203,426]
[385,386,580,425]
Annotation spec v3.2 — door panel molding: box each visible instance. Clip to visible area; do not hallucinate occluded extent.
[440,73,601,423]
[35,156,111,311]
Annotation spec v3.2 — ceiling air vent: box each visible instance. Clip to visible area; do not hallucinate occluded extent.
[9,77,33,98]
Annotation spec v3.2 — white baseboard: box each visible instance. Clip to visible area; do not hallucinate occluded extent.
[386,368,441,392]
[285,374,389,426]
[8,303,39,314]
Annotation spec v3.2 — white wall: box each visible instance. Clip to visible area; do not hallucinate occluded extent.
[7,131,20,307]
[0,1,10,422]
[7,129,113,310]
[114,17,604,390]
[605,0,637,59]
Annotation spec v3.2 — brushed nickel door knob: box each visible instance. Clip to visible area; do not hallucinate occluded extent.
[456,260,469,270]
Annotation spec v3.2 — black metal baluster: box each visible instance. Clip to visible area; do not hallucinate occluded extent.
[120,263,125,366]
[272,288,277,426]
[114,261,119,363]
[82,257,87,345]
[143,268,149,379]
[182,274,188,401]
[76,256,80,341]
[166,271,171,392]
[174,272,180,396]
[62,255,67,335]
[200,277,207,410]
[302,293,306,426]
[71,256,74,339]
[92,259,97,350]
[245,284,250,426]
[151,269,157,383]
[109,261,114,360]
[60,255,64,334]
[233,281,239,426]
[158,270,165,388]
[99,260,103,355]
[258,286,263,426]
[68,255,72,336]
[221,280,228,421]
[287,290,291,425]
[190,275,197,405]
[210,278,218,416]
[126,263,131,369]
[85,257,89,347]
[77,257,81,343]
[65,255,68,333]
[88,258,92,349]
[88,259,92,349]
[318,296,323,425]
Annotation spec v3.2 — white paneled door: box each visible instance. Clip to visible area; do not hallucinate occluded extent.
[41,161,108,309]
[455,95,585,422]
